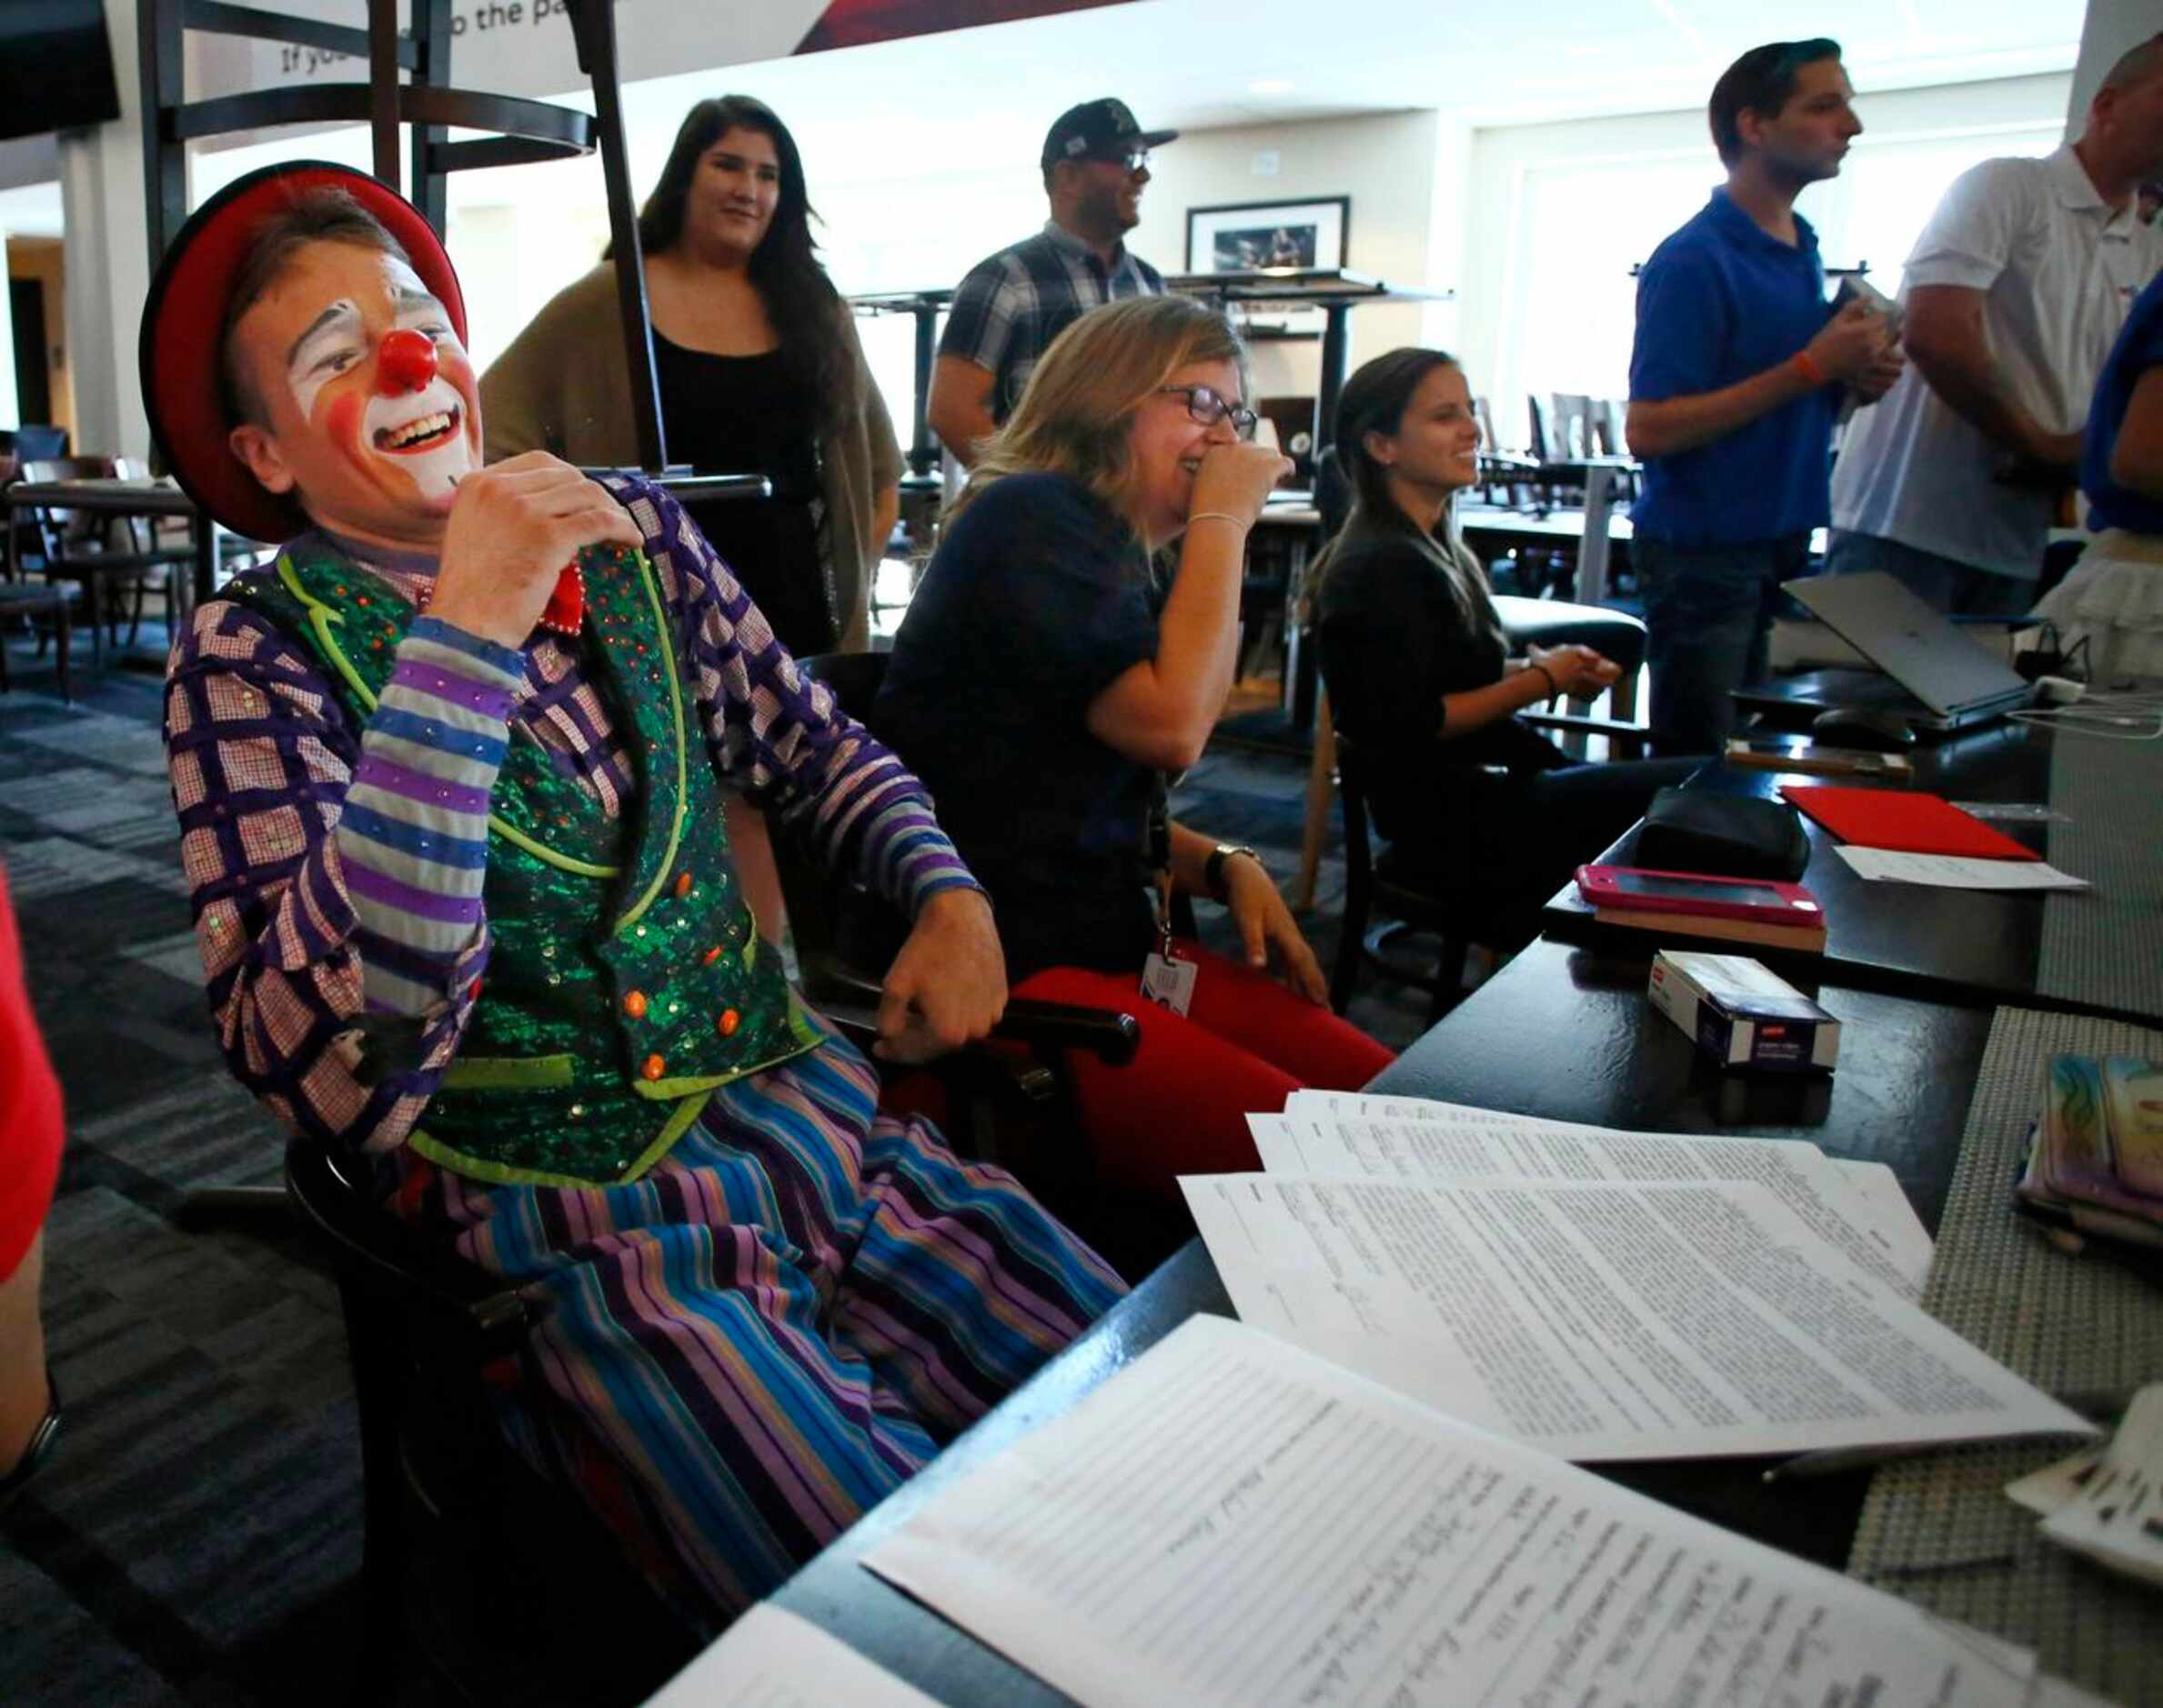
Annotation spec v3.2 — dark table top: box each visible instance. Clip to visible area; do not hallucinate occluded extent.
[1536,718,2163,1025]
[766,938,1996,1701]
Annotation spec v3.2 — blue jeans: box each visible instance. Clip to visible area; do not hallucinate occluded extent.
[1634,533,1808,757]
[1824,528,2038,618]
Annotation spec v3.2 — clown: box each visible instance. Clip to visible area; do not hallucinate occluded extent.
[146,164,1122,1632]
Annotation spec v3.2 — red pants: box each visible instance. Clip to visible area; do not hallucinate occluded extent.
[0,871,63,1281]
[1014,943,1395,1201]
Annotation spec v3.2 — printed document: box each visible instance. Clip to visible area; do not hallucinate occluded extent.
[644,1603,939,1707]
[1182,1172,2094,1461]
[1263,1096,1926,1298]
[863,1315,2037,1708]
[1834,847,2089,889]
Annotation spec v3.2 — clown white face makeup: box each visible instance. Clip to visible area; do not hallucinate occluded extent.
[229,241,483,551]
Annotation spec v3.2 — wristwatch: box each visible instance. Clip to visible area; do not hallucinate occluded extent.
[1204,843,1263,900]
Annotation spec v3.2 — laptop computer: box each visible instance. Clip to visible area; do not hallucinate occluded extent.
[1776,571,2036,732]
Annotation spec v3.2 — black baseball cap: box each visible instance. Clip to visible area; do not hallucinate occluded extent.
[1041,98,1178,168]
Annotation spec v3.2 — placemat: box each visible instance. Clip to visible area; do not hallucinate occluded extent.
[1847,1006,2163,1704]
[2040,732,2163,1024]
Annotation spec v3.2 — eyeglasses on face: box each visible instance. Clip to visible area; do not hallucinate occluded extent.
[1094,148,1151,174]
[1158,384,1258,439]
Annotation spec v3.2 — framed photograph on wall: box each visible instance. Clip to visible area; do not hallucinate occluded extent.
[1185,196,1350,275]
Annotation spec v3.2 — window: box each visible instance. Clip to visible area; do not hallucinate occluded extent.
[1491,111,2064,449]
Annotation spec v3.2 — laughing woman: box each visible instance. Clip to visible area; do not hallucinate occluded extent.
[875,296,1394,1201]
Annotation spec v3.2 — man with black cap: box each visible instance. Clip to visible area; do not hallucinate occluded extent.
[928,97,1176,465]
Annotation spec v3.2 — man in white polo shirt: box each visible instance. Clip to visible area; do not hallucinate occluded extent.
[1828,35,2163,614]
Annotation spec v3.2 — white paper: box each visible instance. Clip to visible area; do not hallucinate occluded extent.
[863,1314,2036,1708]
[1182,1172,2097,1461]
[2005,1447,2104,1517]
[2037,1382,2163,1585]
[1260,1098,1925,1300]
[1833,847,2089,889]
[1826,1158,1937,1293]
[643,1603,941,1707]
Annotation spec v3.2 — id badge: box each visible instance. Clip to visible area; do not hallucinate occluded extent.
[1140,949,1198,1017]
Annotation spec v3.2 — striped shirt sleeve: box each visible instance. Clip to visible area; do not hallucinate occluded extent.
[335,617,526,1018]
[606,475,984,919]
[164,599,493,1160]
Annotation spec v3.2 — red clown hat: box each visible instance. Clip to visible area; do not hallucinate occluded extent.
[138,162,468,545]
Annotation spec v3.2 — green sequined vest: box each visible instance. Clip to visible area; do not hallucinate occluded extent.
[223,538,820,1190]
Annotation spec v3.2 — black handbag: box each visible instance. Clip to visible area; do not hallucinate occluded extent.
[1634,787,1809,882]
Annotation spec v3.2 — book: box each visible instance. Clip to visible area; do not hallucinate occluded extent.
[1593,904,1826,951]
[1724,738,1914,779]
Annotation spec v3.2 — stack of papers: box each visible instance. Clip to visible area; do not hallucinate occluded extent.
[792,1089,2122,1708]
[863,1316,2049,1706]
[2017,1055,2163,1251]
[1187,1092,2092,1462]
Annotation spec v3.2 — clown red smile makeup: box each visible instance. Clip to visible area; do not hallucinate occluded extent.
[228,242,484,548]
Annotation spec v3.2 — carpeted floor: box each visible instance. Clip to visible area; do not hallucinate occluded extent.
[0,625,1431,1704]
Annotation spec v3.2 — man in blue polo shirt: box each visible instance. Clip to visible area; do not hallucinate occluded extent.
[1626,38,1902,754]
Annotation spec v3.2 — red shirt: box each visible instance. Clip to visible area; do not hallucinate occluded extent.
[0,869,63,1280]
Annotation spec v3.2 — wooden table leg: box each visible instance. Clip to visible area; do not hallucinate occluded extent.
[1294,691,1335,912]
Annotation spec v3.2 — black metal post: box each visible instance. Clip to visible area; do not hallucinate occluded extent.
[1315,302,1351,457]
[367,0,400,190]
[410,0,452,234]
[565,0,667,471]
[910,299,937,477]
[141,0,187,262]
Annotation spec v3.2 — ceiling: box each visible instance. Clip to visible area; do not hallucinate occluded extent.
[0,0,2085,238]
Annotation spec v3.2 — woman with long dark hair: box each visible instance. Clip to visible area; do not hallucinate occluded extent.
[483,95,900,657]
[483,95,903,939]
[1315,348,1698,934]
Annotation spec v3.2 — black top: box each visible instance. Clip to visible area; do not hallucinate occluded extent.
[874,471,1162,980]
[652,336,830,650]
[1315,507,1562,839]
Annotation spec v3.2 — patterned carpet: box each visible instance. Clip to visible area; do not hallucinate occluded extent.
[0,625,1426,1705]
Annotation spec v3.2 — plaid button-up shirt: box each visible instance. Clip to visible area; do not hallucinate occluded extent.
[939,221,1165,427]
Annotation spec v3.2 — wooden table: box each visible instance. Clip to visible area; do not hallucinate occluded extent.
[1538,719,2163,1028]
[753,938,1996,1703]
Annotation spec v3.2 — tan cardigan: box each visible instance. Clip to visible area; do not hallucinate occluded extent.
[479,263,901,652]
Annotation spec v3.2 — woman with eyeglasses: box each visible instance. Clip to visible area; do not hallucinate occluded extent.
[878,296,1394,1205]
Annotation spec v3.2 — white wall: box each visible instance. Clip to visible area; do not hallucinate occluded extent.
[1457,70,2074,447]
[1130,109,1452,400]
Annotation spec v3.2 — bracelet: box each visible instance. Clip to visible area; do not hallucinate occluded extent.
[1203,842,1262,900]
[1528,662,1560,699]
[1187,511,1249,530]
[1793,349,1828,387]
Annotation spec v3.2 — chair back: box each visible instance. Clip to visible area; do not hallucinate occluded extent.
[1525,394,1554,463]
[19,457,122,554]
[1549,394,1596,461]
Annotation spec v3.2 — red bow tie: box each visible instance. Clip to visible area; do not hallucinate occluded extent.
[538,562,585,638]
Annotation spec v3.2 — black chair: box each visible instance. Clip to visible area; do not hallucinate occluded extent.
[778,650,1171,1271]
[285,1136,698,1707]
[17,456,194,667]
[1328,731,1506,1022]
[1494,595,1649,738]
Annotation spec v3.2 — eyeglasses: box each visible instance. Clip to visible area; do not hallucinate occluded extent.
[1159,385,1259,439]
[1094,148,1151,174]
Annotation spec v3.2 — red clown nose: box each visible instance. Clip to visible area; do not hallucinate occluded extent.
[376,327,438,395]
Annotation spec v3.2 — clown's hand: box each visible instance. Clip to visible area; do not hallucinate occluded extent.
[428,453,642,648]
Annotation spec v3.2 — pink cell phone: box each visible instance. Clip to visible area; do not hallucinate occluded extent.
[1574,864,1822,925]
